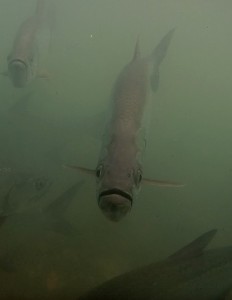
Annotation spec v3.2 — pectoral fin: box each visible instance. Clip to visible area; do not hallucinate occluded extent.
[64,165,95,176]
[142,177,184,187]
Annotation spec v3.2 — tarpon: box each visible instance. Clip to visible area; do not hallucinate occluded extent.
[6,0,47,88]
[69,29,184,221]
[0,181,83,273]
[0,173,52,215]
[78,229,232,300]
[0,180,83,235]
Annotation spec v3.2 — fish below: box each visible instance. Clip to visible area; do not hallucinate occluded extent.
[0,173,52,216]
[78,229,232,300]
[0,181,83,273]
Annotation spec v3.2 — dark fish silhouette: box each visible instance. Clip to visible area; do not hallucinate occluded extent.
[2,180,82,236]
[79,229,232,300]
[0,181,83,273]
[1,174,52,216]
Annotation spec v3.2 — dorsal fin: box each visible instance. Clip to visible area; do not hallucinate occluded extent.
[132,36,141,61]
[168,229,217,261]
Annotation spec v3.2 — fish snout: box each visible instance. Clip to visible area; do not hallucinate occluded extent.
[8,59,28,88]
[98,189,132,222]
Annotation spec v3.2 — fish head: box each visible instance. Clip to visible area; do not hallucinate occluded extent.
[1,175,52,215]
[96,161,142,221]
[7,52,37,88]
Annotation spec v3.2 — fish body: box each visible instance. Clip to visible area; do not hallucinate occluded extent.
[95,40,152,221]
[71,30,182,221]
[2,180,82,235]
[79,229,232,300]
[68,29,184,221]
[0,181,82,273]
[7,0,46,87]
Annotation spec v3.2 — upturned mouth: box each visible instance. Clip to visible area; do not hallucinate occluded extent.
[9,59,27,69]
[98,188,133,222]
[8,59,28,88]
[99,188,133,204]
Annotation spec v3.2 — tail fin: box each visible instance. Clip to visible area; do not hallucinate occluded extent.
[35,0,46,25]
[151,28,175,67]
[150,28,175,92]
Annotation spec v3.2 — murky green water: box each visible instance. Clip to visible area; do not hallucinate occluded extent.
[0,0,231,299]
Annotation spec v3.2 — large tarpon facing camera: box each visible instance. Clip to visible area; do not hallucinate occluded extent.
[69,29,184,221]
[7,0,47,88]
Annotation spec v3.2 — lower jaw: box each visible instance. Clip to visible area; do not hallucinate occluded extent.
[98,188,133,204]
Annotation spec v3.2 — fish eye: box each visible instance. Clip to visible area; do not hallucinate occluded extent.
[96,165,104,179]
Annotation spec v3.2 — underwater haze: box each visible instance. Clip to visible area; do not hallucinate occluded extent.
[0,0,231,299]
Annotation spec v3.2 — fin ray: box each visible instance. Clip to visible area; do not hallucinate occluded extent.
[142,177,184,187]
